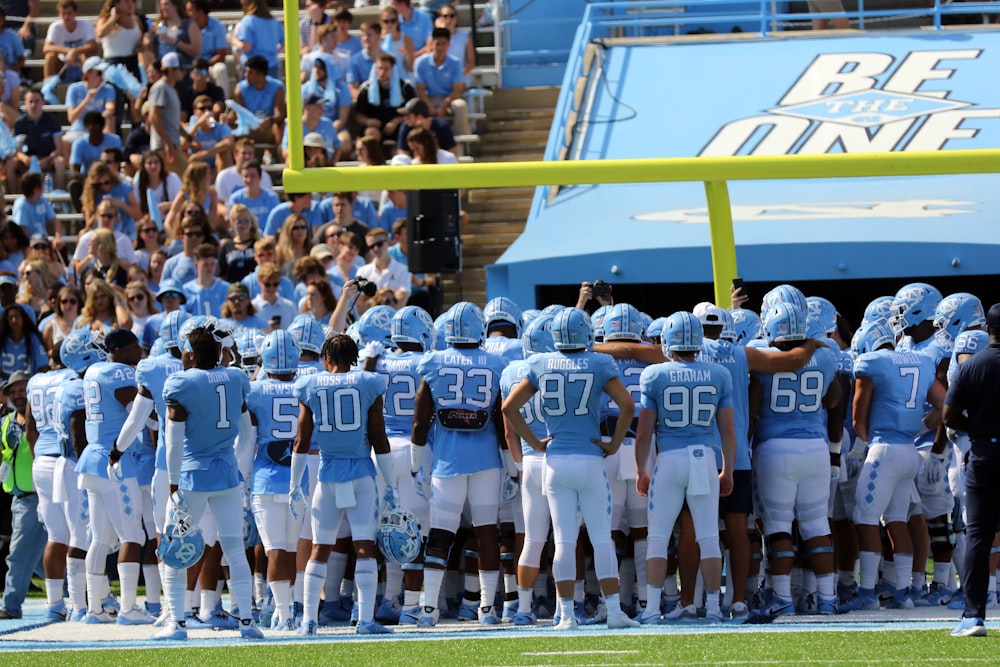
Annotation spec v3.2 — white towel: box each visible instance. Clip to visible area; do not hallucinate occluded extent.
[53,457,68,504]
[617,438,638,481]
[687,445,711,496]
[334,481,357,509]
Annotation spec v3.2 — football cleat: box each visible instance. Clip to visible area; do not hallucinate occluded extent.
[319,598,351,625]
[417,606,439,627]
[375,596,402,625]
[117,606,156,625]
[276,616,296,632]
[952,616,987,637]
[513,611,537,626]
[797,592,818,614]
[83,610,116,624]
[948,590,967,610]
[662,593,682,614]
[607,611,640,628]
[921,582,953,606]
[101,595,121,617]
[45,601,68,622]
[817,596,839,615]
[837,580,858,605]
[297,619,318,636]
[151,620,188,641]
[205,605,240,630]
[729,601,750,623]
[839,588,880,612]
[357,620,394,635]
[239,618,264,639]
[987,591,999,610]
[757,596,795,619]
[502,600,518,622]
[70,607,87,622]
[533,596,553,619]
[636,609,663,625]
[553,615,578,631]
[478,606,500,625]
[889,591,915,610]
[398,605,421,625]
[457,599,479,621]
[664,604,699,622]
[145,601,162,617]
[703,610,726,623]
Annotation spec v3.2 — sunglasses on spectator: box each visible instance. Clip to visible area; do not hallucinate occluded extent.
[34,243,50,250]
[127,293,146,302]
[370,240,387,249]
[99,212,116,219]
[382,18,397,24]
[440,12,456,18]
[292,225,308,232]
[99,180,113,187]
[228,294,249,302]
[184,230,205,238]
[196,105,212,111]
[141,227,157,234]
[263,281,281,288]
[195,69,209,76]
[60,298,79,305]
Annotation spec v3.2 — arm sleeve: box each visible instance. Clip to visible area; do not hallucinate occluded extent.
[165,418,184,485]
[234,409,255,479]
[115,393,155,453]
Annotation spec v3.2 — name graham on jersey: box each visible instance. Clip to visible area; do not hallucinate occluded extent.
[669,368,713,383]
[547,358,589,370]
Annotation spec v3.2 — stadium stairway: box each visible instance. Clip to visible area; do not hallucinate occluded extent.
[440,86,557,309]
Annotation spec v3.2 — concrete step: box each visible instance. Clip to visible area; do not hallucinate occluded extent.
[485,117,554,132]
[462,231,520,247]
[467,186,536,202]
[466,210,531,224]
[465,198,533,212]
[487,108,558,122]
[480,153,544,162]
[480,142,547,156]
[462,220,528,235]
[481,130,550,145]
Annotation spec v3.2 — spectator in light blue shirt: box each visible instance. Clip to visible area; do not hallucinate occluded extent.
[64,56,117,136]
[186,0,230,93]
[70,111,123,176]
[413,28,469,135]
[280,95,343,163]
[233,0,284,77]
[232,54,285,146]
[12,174,57,239]
[392,0,433,56]
[227,160,280,227]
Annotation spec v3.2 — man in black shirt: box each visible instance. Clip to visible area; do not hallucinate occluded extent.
[176,57,225,120]
[944,303,1000,637]
[8,89,65,192]
[395,98,457,158]
[355,53,415,143]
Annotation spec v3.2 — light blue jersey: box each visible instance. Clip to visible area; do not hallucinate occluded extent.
[483,335,523,366]
[524,351,618,458]
[599,355,646,429]
[78,362,137,479]
[417,348,506,476]
[54,378,85,461]
[27,368,77,457]
[163,366,251,492]
[294,370,385,483]
[640,360,733,459]
[136,353,184,472]
[247,377,306,495]
[753,346,838,443]
[699,338,750,470]
[500,359,546,459]
[854,349,937,444]
[948,330,990,386]
[375,350,424,439]
[899,334,951,365]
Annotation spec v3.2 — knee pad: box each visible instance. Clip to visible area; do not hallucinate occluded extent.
[805,542,835,559]
[425,528,454,567]
[928,515,954,556]
[696,536,722,560]
[519,539,545,569]
[647,536,669,561]
[766,532,795,560]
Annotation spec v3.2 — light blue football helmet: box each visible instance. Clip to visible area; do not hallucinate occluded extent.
[376,492,421,564]
[645,316,668,342]
[763,302,808,343]
[159,310,191,351]
[602,303,644,342]
[61,329,108,375]
[157,493,205,569]
[444,302,486,345]
[391,306,435,351]
[484,296,523,336]
[807,296,838,335]
[522,314,555,355]
[540,304,565,317]
[729,308,761,346]
[357,305,395,347]
[178,315,214,349]
[933,292,986,348]
[551,307,594,351]
[590,305,611,341]
[287,315,326,355]
[761,284,808,316]
[852,320,896,356]
[432,312,449,351]
[661,311,703,354]
[521,309,541,327]
[889,282,942,334]
[234,328,263,376]
[260,329,301,375]
[861,296,894,327]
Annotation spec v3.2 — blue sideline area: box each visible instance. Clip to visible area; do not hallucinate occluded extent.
[488,25,1000,309]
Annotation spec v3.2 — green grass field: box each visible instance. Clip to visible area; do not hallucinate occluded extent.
[7,630,998,666]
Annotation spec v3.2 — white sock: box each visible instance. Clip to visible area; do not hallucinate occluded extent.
[839,569,857,586]
[326,551,348,603]
[817,573,836,598]
[604,592,622,616]
[573,580,584,604]
[893,554,913,592]
[645,585,662,615]
[143,564,162,604]
[254,572,266,604]
[423,568,445,610]
[911,570,926,592]
[705,589,721,616]
[45,578,63,606]
[403,589,421,607]
[479,570,498,611]
[558,597,573,621]
[293,572,304,606]
[270,580,292,622]
[67,557,87,613]
[356,558,378,623]
[933,562,952,586]
[517,587,533,614]
[119,562,141,611]
[302,560,327,624]
[340,577,354,601]
[533,574,547,598]
[859,551,881,590]
[663,574,679,597]
[503,573,517,601]
[163,566,187,624]
[772,574,792,599]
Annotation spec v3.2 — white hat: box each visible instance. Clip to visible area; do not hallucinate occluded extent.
[303,132,326,149]
[160,52,181,70]
[83,56,107,74]
[693,302,727,326]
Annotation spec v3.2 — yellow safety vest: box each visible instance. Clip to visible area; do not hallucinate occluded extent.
[0,412,32,495]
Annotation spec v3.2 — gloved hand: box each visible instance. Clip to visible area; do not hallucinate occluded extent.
[501,474,519,505]
[289,486,307,521]
[412,468,428,500]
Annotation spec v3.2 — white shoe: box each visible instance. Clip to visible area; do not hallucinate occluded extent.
[117,606,156,625]
[607,612,640,628]
[553,615,578,630]
[151,620,188,641]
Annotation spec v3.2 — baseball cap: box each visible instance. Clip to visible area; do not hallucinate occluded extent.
[304,93,324,106]
[83,56,107,74]
[156,279,188,304]
[398,98,430,117]
[987,303,1000,329]
[310,244,335,261]
[104,328,139,353]
[0,275,16,287]
[303,132,326,148]
[693,302,727,326]
[1,370,30,394]
[30,234,51,248]
[160,52,181,70]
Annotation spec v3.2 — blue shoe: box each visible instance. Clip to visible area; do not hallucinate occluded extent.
[417,606,439,627]
[145,601,162,617]
[70,607,87,622]
[513,610,537,626]
[357,619,394,635]
[839,587,880,613]
[817,596,839,615]
[729,601,750,623]
[399,605,421,625]
[41,75,62,105]
[205,606,240,630]
[101,596,120,617]
[875,581,896,605]
[276,616,295,632]
[889,591,915,610]
[84,610,115,624]
[921,583,953,607]
[294,601,304,628]
[755,595,794,619]
[948,589,967,610]
[297,619,318,636]
[576,600,595,625]
[184,611,212,630]
[837,580,858,605]
[533,596,553,619]
[952,616,987,637]
[151,620,187,641]
[662,594,681,614]
[663,603,699,622]
[258,596,275,627]
[318,599,348,625]
[636,609,662,625]
[479,606,500,625]
[375,597,401,625]
[502,600,518,622]
[239,619,264,639]
[457,599,479,621]
[45,601,68,622]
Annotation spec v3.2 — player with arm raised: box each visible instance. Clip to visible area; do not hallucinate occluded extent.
[503,307,639,631]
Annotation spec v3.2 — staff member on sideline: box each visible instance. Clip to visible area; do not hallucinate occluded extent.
[943,303,1000,637]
